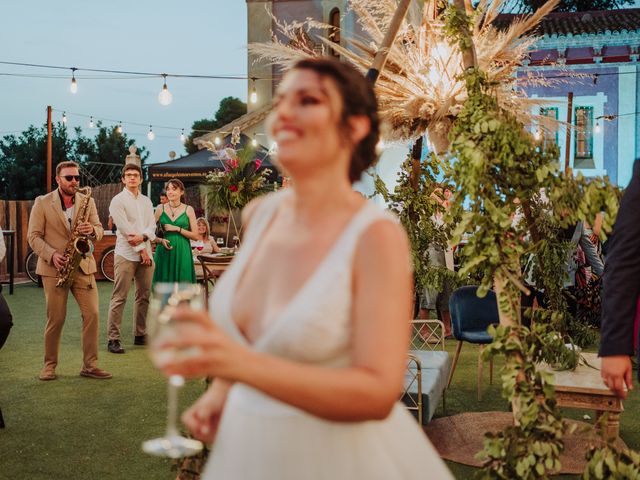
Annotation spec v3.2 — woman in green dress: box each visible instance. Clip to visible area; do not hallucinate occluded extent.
[153,179,198,284]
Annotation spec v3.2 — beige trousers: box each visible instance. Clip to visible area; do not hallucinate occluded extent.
[42,272,99,371]
[107,255,154,341]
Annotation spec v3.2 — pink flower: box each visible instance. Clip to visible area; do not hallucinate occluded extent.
[227,158,239,169]
[229,185,238,192]
[255,159,262,169]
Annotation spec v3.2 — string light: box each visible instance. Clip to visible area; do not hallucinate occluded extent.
[61,112,67,124]
[594,121,601,134]
[214,136,221,145]
[69,68,78,94]
[251,134,257,147]
[180,129,186,143]
[250,77,258,104]
[158,74,173,106]
[533,129,542,141]
[117,121,123,133]
[147,125,155,140]
[89,116,94,128]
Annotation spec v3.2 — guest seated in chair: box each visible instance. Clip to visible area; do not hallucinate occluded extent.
[192,218,221,279]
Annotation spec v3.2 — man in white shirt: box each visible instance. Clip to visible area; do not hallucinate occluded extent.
[107,163,156,354]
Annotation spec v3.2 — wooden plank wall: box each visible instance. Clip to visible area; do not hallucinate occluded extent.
[0,183,198,280]
[0,199,34,278]
[0,187,117,280]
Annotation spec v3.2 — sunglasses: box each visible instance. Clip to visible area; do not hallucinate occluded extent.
[63,175,81,182]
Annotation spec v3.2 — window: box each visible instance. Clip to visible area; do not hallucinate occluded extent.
[329,8,340,58]
[574,106,594,169]
[540,107,558,146]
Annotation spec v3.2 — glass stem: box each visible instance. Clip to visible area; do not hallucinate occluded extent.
[165,375,184,438]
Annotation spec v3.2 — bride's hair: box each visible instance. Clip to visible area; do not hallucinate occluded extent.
[292,58,379,184]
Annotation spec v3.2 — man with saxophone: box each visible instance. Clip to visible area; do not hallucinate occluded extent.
[27,161,112,381]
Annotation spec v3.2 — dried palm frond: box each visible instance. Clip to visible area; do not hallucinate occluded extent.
[249,0,560,152]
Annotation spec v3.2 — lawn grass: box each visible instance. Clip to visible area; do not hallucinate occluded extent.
[0,282,638,479]
[0,283,203,480]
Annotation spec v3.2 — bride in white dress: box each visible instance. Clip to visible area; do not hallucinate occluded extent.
[157,58,453,480]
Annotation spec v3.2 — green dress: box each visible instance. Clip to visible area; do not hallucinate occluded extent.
[153,211,196,284]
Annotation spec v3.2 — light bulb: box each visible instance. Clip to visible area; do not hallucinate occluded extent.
[62,112,67,124]
[89,116,94,128]
[147,126,155,141]
[214,137,221,145]
[250,78,258,104]
[251,136,257,147]
[180,129,186,143]
[595,121,601,134]
[117,122,123,134]
[158,80,173,106]
[69,68,78,94]
[533,129,541,141]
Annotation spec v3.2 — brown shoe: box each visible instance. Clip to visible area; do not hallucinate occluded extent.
[39,367,57,381]
[80,367,113,380]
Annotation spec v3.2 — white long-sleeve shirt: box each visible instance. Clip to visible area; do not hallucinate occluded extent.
[109,188,156,262]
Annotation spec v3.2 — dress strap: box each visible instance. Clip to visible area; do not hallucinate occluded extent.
[233,191,286,259]
[338,202,399,258]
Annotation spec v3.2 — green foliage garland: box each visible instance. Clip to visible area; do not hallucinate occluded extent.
[373,150,456,292]
[443,3,620,476]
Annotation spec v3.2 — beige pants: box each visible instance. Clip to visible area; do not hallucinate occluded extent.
[42,272,99,371]
[107,255,154,341]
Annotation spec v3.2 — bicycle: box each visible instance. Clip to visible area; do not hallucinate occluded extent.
[25,250,39,284]
[25,246,116,284]
[100,246,115,282]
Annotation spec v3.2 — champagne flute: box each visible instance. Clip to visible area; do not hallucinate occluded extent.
[142,283,204,459]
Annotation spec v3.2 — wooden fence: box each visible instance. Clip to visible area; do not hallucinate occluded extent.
[0,183,210,281]
[0,184,125,280]
[0,199,34,279]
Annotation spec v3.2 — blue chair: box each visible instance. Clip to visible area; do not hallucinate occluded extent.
[447,286,499,400]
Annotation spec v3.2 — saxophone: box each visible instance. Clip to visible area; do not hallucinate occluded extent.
[56,186,95,288]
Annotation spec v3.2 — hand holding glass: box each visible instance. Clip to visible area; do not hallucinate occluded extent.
[142,283,204,459]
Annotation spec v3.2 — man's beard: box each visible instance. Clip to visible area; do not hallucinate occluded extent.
[60,184,77,196]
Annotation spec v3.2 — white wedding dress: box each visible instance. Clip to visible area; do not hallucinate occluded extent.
[204,191,453,480]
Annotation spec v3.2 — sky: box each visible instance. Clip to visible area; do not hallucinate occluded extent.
[0,0,248,165]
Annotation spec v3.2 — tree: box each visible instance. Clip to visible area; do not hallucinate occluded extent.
[184,96,247,154]
[509,0,632,12]
[75,123,148,166]
[75,123,149,184]
[0,123,75,200]
[0,122,149,200]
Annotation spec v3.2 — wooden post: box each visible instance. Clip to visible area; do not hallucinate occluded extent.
[564,92,573,172]
[46,106,52,193]
[365,0,412,84]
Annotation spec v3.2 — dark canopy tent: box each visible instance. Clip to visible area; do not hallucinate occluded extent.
[148,134,277,183]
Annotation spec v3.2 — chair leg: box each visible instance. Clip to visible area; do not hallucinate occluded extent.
[0,407,4,428]
[447,341,463,388]
[478,345,484,401]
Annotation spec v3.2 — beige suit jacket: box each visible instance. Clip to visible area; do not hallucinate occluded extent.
[27,189,104,277]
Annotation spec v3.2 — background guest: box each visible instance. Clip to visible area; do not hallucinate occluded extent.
[153,179,198,284]
[106,164,156,354]
[600,159,640,399]
[0,229,12,351]
[191,217,221,255]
